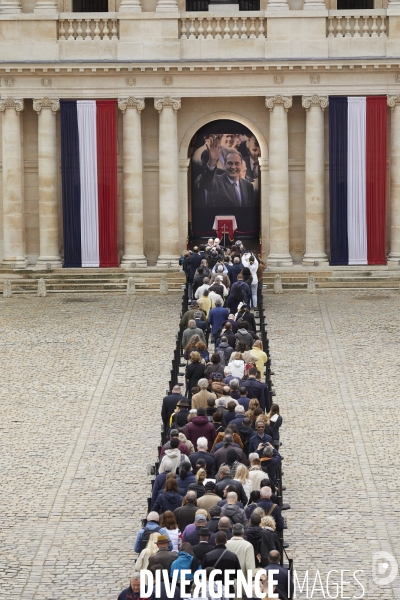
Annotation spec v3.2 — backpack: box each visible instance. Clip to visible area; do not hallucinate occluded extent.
[139,525,161,551]
[216,346,229,366]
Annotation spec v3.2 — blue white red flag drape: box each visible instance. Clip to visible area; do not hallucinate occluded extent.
[60,100,118,268]
[329,96,387,266]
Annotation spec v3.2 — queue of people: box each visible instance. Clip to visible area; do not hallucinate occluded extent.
[118,241,291,600]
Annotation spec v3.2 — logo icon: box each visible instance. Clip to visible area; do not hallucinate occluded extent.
[372,551,398,586]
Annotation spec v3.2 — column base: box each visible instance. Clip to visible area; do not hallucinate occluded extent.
[118,0,142,11]
[387,253,400,266]
[266,253,293,267]
[33,0,58,12]
[35,256,63,270]
[302,253,329,267]
[120,254,148,268]
[1,0,22,12]
[156,254,180,267]
[2,256,28,269]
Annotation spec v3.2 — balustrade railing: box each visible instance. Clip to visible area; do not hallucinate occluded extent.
[58,13,118,40]
[180,14,265,40]
[327,10,387,38]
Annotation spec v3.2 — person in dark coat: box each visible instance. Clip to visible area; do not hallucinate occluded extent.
[151,461,172,510]
[176,462,197,496]
[265,551,294,598]
[192,528,214,561]
[207,505,222,533]
[208,300,229,338]
[215,465,248,505]
[148,534,178,570]
[242,367,266,411]
[185,352,206,397]
[185,407,217,451]
[187,248,203,297]
[170,400,190,430]
[245,512,263,566]
[213,435,249,469]
[257,487,285,533]
[174,490,198,532]
[161,385,186,429]
[260,446,282,487]
[236,305,257,333]
[202,531,241,595]
[153,477,184,515]
[248,422,274,455]
[118,573,146,600]
[189,439,217,478]
[229,257,243,285]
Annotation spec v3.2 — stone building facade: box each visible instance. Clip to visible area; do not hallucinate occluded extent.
[1,0,400,267]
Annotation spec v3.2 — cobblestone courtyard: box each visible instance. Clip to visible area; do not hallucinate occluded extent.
[0,290,399,599]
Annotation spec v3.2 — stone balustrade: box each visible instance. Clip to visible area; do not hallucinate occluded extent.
[180,14,265,40]
[58,13,118,40]
[327,10,387,38]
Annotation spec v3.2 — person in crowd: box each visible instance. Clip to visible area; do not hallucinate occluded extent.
[118,572,146,600]
[197,288,214,317]
[251,339,268,375]
[237,416,254,455]
[173,491,198,532]
[215,448,242,480]
[134,512,173,553]
[245,398,261,423]
[169,542,201,586]
[212,411,225,435]
[187,467,207,499]
[242,367,266,411]
[227,312,239,333]
[264,550,293,598]
[183,334,203,362]
[257,487,285,533]
[160,510,181,552]
[258,516,281,567]
[196,481,220,512]
[170,400,190,430]
[185,352,206,398]
[237,386,250,410]
[159,429,190,459]
[241,253,259,308]
[234,463,252,499]
[206,396,217,420]
[259,445,282,487]
[185,407,217,450]
[159,437,191,474]
[215,336,234,365]
[191,378,216,410]
[267,403,283,449]
[212,429,244,455]
[245,490,261,519]
[195,340,209,363]
[229,352,245,380]
[204,353,225,379]
[187,247,203,298]
[182,320,206,348]
[255,414,275,440]
[176,462,197,496]
[215,465,248,505]
[180,302,206,330]
[248,422,274,456]
[210,265,230,289]
[202,531,241,598]
[226,523,256,573]
[161,385,186,430]
[207,505,222,534]
[148,564,181,600]
[235,321,254,350]
[209,276,229,301]
[151,461,173,510]
[221,400,237,427]
[192,528,214,562]
[148,533,178,570]
[229,379,241,400]
[134,533,160,571]
[188,436,216,477]
[246,511,263,567]
[208,299,229,340]
[192,267,207,298]
[220,322,236,351]
[194,258,211,279]
[153,477,184,515]
[209,516,233,545]
[248,456,268,491]
[229,256,243,285]
[221,491,248,527]
[236,303,257,333]
[229,404,246,429]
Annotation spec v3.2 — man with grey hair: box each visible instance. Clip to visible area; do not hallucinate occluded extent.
[182,319,206,348]
[188,436,216,478]
[229,378,241,399]
[226,523,256,575]
[261,444,282,487]
[229,404,246,429]
[195,276,210,300]
[134,511,172,553]
[258,487,285,533]
[215,397,228,416]
[192,378,216,410]
[221,491,248,527]
[117,572,142,600]
[209,276,228,300]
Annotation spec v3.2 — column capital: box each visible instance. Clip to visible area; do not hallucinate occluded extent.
[154,97,181,113]
[0,98,24,113]
[265,95,292,112]
[118,97,145,113]
[388,95,400,109]
[302,95,329,111]
[33,98,60,114]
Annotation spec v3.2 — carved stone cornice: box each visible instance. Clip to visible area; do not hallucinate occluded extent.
[118,97,145,113]
[0,98,24,113]
[265,95,292,112]
[154,97,181,113]
[388,95,400,109]
[32,97,60,114]
[302,95,329,111]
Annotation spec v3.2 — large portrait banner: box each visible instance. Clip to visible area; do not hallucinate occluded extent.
[190,119,260,242]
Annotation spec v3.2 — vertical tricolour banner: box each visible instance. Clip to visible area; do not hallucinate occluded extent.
[329,96,387,266]
[60,100,118,268]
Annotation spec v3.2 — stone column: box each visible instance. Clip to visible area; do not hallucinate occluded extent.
[0,0,22,13]
[154,97,181,266]
[388,95,400,265]
[265,95,293,266]
[118,0,141,12]
[266,0,289,10]
[33,98,62,269]
[302,95,329,266]
[302,0,326,9]
[0,98,27,268]
[33,0,57,13]
[118,97,147,268]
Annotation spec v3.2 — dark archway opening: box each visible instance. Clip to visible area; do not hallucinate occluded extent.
[337,0,373,9]
[189,119,261,252]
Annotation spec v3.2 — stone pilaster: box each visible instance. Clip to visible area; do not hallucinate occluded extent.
[0,98,27,268]
[0,0,21,13]
[118,97,147,268]
[302,95,329,266]
[387,95,400,265]
[33,98,62,269]
[33,0,57,13]
[265,95,293,266]
[154,97,181,267]
[118,0,141,12]
[302,0,326,9]
[266,0,289,10]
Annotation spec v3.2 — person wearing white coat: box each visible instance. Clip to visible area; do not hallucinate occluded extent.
[241,253,259,308]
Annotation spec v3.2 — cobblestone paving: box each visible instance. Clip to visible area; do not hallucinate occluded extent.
[267,290,400,600]
[1,290,400,599]
[0,293,181,600]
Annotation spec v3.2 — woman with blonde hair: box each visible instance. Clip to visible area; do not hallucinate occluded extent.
[134,532,160,570]
[234,463,252,500]
[187,467,207,498]
[244,398,260,423]
[251,339,268,375]
[258,515,281,568]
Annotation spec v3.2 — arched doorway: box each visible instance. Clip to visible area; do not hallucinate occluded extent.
[188,119,262,252]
